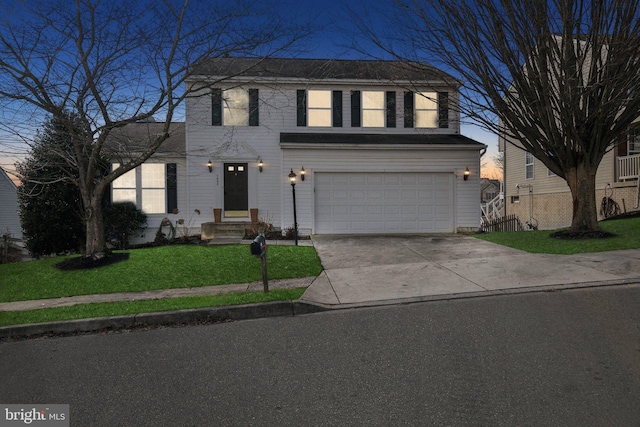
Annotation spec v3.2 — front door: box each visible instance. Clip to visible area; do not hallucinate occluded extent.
[224,163,248,216]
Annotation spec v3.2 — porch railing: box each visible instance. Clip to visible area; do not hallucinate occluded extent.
[617,154,640,181]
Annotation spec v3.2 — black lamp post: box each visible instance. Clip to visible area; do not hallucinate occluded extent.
[288,169,299,246]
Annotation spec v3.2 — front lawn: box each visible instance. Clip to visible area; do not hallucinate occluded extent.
[473,216,640,254]
[0,245,322,303]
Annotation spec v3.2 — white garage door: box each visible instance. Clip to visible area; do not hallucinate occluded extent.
[314,172,454,234]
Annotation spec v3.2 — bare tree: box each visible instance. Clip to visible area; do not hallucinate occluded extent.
[0,0,310,259]
[357,0,640,233]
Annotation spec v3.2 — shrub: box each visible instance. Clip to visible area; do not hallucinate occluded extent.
[104,202,147,249]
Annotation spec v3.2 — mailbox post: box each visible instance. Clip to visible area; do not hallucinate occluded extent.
[250,234,268,293]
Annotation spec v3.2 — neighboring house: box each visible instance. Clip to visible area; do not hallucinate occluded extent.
[481,178,501,204]
[500,117,640,230]
[113,58,487,241]
[0,167,22,239]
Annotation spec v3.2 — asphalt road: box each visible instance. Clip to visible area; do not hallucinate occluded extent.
[2,285,640,426]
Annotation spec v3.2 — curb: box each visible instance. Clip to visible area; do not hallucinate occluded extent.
[0,300,327,341]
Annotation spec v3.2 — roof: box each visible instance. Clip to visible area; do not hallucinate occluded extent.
[191,57,457,84]
[0,167,17,190]
[104,122,185,156]
[280,133,486,147]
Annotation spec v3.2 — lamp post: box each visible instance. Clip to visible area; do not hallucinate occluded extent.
[288,169,298,246]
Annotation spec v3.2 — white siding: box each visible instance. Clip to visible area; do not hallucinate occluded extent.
[281,147,481,234]
[185,80,480,235]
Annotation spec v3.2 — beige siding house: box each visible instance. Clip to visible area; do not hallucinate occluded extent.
[501,117,640,230]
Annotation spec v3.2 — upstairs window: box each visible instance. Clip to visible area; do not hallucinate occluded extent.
[404,91,449,129]
[415,92,438,128]
[525,152,535,180]
[629,126,640,155]
[297,90,342,127]
[362,91,385,127]
[212,88,259,126]
[308,90,332,127]
[223,88,249,126]
[351,91,396,128]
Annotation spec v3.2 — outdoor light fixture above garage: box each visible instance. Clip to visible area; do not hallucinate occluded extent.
[207,159,213,173]
[258,157,264,172]
[300,166,305,181]
[464,167,470,181]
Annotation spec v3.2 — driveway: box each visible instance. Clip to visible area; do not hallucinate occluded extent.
[301,234,638,307]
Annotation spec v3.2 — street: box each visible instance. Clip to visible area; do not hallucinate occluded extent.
[2,284,640,426]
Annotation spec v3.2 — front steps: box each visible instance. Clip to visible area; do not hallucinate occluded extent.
[201,221,253,240]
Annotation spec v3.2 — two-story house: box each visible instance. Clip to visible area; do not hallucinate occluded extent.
[112,58,486,241]
[184,58,485,237]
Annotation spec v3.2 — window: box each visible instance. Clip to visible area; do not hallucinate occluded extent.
[629,127,640,155]
[212,88,258,126]
[511,196,520,203]
[362,91,385,127]
[308,90,332,127]
[547,169,557,177]
[351,90,396,128]
[297,90,342,127]
[525,152,535,179]
[415,92,438,128]
[112,163,177,214]
[223,88,249,126]
[404,91,448,128]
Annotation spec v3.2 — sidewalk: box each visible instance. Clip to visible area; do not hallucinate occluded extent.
[2,235,640,339]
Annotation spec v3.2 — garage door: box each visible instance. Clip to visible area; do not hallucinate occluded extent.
[314,172,453,234]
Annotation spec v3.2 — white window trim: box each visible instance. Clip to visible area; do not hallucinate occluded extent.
[525,152,535,180]
[223,88,249,126]
[362,90,385,128]
[308,89,332,127]
[112,163,167,214]
[415,91,438,128]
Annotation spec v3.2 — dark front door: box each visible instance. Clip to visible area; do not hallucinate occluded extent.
[224,163,248,211]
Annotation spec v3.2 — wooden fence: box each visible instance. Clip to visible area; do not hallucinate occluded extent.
[1,234,24,263]
[481,214,523,233]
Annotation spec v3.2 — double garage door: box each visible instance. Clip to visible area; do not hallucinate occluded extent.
[314,172,454,234]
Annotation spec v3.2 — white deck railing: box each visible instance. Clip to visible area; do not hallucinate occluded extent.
[617,154,640,181]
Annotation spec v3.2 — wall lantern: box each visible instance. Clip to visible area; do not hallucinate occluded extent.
[463,167,470,181]
[258,157,264,173]
[207,159,213,173]
[300,166,306,181]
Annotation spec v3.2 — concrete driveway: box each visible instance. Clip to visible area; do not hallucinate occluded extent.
[301,234,640,307]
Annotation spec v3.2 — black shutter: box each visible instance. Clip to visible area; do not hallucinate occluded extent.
[249,89,259,126]
[386,91,396,128]
[404,91,414,128]
[351,90,361,127]
[438,92,449,128]
[332,90,343,127]
[297,90,307,127]
[166,163,177,213]
[211,88,222,126]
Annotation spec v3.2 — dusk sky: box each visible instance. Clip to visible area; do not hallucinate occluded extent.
[0,0,500,179]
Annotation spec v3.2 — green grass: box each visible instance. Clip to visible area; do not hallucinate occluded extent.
[473,216,640,254]
[0,288,306,327]
[0,245,322,303]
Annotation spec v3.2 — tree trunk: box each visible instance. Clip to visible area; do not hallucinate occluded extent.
[84,196,107,260]
[565,164,601,233]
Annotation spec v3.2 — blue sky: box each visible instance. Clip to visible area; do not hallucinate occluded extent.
[0,0,500,177]
[288,0,500,175]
